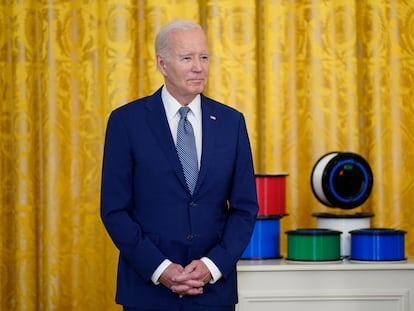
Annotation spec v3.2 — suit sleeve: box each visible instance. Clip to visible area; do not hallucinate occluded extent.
[100,111,166,281]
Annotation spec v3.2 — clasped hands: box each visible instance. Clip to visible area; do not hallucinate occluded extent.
[159,259,212,297]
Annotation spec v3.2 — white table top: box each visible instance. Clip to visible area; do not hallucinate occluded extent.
[237,257,414,272]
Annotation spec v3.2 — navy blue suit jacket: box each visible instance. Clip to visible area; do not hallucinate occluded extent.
[100,87,258,309]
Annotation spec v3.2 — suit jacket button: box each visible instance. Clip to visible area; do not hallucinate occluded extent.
[189,201,197,208]
[187,234,193,240]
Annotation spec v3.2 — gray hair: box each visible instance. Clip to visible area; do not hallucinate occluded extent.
[155,20,203,59]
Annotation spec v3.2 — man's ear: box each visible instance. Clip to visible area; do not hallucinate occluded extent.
[157,55,167,74]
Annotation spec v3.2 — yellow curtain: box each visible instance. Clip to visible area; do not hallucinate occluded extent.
[1,0,414,310]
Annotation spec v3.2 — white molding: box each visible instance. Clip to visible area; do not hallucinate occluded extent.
[237,289,408,311]
[236,259,414,311]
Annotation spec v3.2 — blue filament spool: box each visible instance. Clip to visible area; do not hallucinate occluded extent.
[350,228,406,261]
[241,215,284,259]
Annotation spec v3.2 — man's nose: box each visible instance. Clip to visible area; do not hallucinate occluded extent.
[191,59,203,71]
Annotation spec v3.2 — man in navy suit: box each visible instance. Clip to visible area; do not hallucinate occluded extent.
[101,19,258,311]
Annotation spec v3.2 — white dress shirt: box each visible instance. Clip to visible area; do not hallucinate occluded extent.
[150,86,222,285]
[162,86,202,167]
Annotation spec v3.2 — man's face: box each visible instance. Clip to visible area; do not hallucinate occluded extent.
[157,29,210,105]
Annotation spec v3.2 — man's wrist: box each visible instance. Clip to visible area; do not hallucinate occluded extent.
[151,259,172,285]
[201,257,222,284]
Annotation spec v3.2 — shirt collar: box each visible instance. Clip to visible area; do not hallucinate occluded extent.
[162,86,201,120]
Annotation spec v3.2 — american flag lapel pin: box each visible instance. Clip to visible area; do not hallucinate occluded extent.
[210,115,216,120]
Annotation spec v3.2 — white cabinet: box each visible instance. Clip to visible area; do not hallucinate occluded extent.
[236,258,414,311]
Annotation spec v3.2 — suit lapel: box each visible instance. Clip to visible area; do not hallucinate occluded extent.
[195,96,218,193]
[145,89,188,191]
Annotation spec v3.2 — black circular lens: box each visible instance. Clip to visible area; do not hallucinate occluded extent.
[331,163,365,199]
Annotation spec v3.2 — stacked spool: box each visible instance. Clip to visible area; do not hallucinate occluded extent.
[241,173,288,260]
[310,152,374,259]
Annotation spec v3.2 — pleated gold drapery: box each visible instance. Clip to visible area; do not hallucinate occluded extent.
[1,1,414,310]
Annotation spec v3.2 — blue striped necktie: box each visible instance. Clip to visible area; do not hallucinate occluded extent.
[176,106,198,194]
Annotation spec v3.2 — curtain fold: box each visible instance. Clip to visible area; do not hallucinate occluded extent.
[1,1,414,310]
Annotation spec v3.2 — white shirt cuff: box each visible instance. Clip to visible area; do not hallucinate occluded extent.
[201,257,222,284]
[151,259,172,285]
